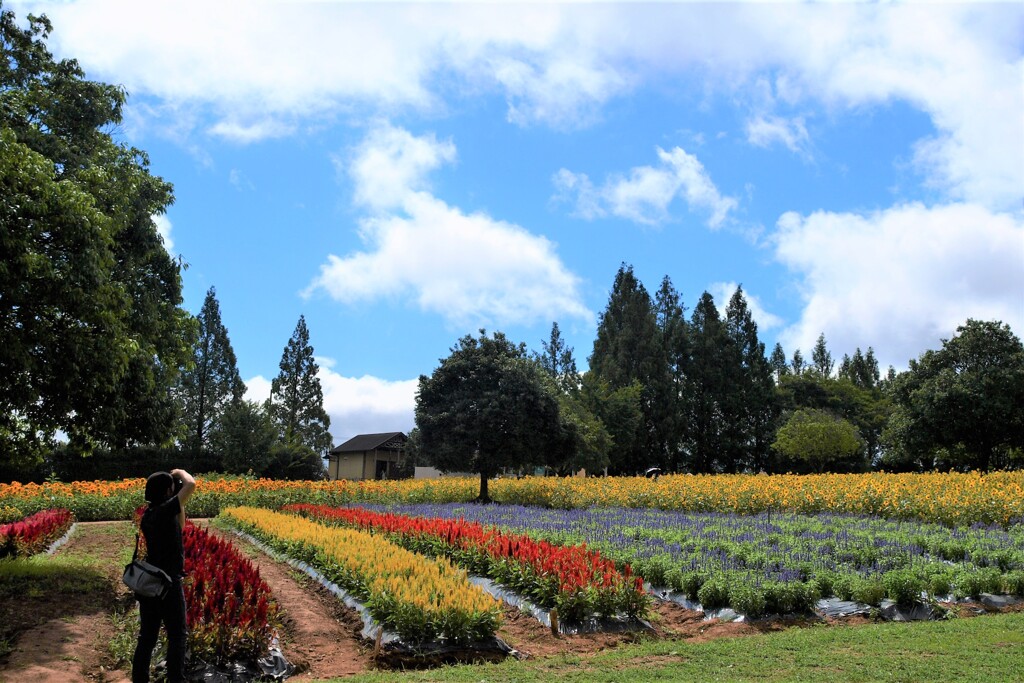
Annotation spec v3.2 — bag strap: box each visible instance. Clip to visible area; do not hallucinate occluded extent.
[132,531,141,563]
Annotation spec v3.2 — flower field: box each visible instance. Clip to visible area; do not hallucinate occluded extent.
[1,471,1022,526]
[217,506,503,644]
[282,503,649,623]
[0,508,74,558]
[355,503,1024,617]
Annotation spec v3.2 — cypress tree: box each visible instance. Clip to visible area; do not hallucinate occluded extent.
[177,287,244,452]
[270,315,333,456]
[791,349,806,376]
[684,292,731,473]
[811,333,834,378]
[654,276,687,471]
[537,322,579,394]
[588,264,663,473]
[769,342,789,383]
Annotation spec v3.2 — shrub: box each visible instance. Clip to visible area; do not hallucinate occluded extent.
[954,567,1004,598]
[926,570,954,598]
[851,577,886,606]
[883,569,925,606]
[1001,571,1024,596]
[697,577,730,610]
[728,583,766,618]
[762,581,818,614]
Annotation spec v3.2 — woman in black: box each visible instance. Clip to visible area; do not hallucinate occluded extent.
[133,468,196,683]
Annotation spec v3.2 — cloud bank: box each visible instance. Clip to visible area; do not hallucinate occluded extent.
[774,203,1024,370]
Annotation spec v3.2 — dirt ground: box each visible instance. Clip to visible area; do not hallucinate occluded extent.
[0,521,1017,682]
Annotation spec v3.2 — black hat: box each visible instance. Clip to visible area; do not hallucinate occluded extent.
[145,471,174,503]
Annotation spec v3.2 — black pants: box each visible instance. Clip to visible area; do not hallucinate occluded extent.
[132,580,187,683]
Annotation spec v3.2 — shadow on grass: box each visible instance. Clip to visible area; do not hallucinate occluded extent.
[0,556,119,664]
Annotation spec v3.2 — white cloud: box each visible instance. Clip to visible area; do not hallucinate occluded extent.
[209,119,295,144]
[492,54,629,129]
[318,371,418,445]
[555,146,737,228]
[774,203,1024,369]
[308,123,592,327]
[346,124,456,211]
[709,282,784,332]
[243,375,272,405]
[551,169,604,220]
[747,4,1023,211]
[745,115,810,155]
[245,371,417,445]
[152,213,173,251]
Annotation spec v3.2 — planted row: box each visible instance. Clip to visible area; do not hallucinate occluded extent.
[0,508,73,558]
[364,503,1024,616]
[283,503,649,623]
[181,524,280,664]
[217,506,501,645]
[3,471,1022,526]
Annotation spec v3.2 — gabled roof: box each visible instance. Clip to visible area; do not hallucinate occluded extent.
[330,432,407,454]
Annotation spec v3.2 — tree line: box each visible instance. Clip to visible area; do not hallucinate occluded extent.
[413,264,1024,496]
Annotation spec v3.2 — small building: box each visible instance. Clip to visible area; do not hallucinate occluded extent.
[327,432,407,481]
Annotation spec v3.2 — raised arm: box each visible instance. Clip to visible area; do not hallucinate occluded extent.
[170,469,196,527]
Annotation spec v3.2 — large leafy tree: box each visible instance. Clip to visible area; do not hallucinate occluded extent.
[772,408,864,473]
[212,400,277,475]
[578,372,643,475]
[883,319,1024,471]
[177,287,244,452]
[269,315,333,458]
[0,6,193,459]
[416,330,574,502]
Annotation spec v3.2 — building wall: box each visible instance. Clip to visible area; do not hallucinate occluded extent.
[330,454,367,481]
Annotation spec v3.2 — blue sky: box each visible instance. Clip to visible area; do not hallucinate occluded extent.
[19,1,1024,444]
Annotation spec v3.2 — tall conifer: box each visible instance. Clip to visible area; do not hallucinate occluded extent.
[684,292,731,473]
[177,287,244,452]
[270,315,333,456]
[589,265,662,473]
[724,287,777,472]
[653,276,687,470]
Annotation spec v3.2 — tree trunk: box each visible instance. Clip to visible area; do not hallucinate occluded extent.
[476,470,492,504]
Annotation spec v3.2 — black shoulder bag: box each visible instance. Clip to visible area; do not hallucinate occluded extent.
[122,532,173,599]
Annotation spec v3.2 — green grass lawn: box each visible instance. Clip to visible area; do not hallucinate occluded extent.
[335,612,1024,683]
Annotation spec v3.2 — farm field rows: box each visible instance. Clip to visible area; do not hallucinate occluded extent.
[1,519,1022,682]
[1,471,1022,679]
[218,506,503,645]
[344,502,1024,616]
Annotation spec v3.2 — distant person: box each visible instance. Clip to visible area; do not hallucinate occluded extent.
[133,468,196,683]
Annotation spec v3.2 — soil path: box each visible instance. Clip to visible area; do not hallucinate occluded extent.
[1,521,133,683]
